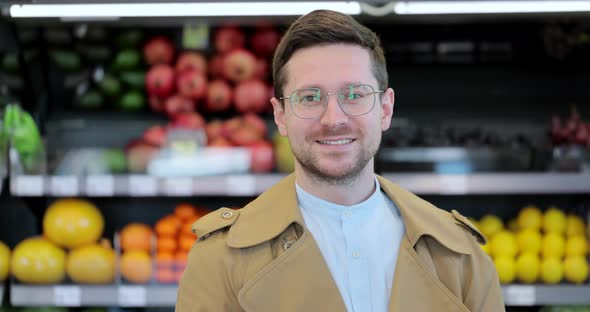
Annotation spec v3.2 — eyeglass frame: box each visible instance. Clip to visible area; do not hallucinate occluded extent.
[278,84,385,119]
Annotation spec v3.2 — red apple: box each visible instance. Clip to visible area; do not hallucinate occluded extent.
[208,54,225,78]
[243,113,267,138]
[208,136,233,147]
[215,27,245,54]
[177,70,207,100]
[176,52,207,74]
[206,120,224,142]
[206,80,232,112]
[143,125,167,147]
[149,95,165,113]
[223,50,256,83]
[250,27,281,57]
[234,80,268,113]
[248,140,275,173]
[222,117,243,139]
[125,140,159,173]
[146,65,175,97]
[253,58,269,80]
[143,37,175,65]
[165,95,195,118]
[230,125,263,146]
[171,112,206,129]
[575,123,589,145]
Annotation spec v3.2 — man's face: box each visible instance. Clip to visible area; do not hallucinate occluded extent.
[271,43,394,184]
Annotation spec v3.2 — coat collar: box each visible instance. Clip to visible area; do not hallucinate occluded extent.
[227,173,472,255]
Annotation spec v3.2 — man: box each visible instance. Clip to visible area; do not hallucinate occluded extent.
[176,10,504,312]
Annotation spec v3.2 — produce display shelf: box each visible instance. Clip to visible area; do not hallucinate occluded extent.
[9,174,285,197]
[9,172,590,197]
[9,284,590,306]
[382,173,590,195]
[502,285,590,306]
[10,284,178,307]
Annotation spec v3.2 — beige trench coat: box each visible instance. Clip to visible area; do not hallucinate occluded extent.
[176,174,505,312]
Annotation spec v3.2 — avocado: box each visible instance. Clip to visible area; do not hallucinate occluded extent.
[78,44,112,63]
[77,90,103,109]
[98,74,122,97]
[118,90,145,111]
[112,49,141,71]
[51,50,81,71]
[1,53,19,72]
[116,29,145,48]
[120,71,145,89]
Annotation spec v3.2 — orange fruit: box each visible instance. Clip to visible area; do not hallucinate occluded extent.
[156,236,177,253]
[155,251,174,270]
[120,223,153,252]
[155,216,180,237]
[175,250,189,264]
[156,267,176,284]
[174,203,197,221]
[120,250,152,284]
[179,234,197,251]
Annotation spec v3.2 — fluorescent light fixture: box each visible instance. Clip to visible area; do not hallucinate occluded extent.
[394,1,590,14]
[10,2,360,18]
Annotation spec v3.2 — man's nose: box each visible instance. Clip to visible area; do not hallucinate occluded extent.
[319,94,349,126]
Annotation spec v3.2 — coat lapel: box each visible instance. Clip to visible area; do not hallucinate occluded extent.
[388,239,470,312]
[229,174,347,311]
[237,231,347,312]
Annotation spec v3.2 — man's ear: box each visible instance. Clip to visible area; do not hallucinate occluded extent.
[271,97,288,136]
[380,88,395,131]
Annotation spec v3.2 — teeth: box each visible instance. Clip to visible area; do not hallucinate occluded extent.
[318,139,353,145]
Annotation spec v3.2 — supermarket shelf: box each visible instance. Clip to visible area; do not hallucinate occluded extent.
[9,284,590,306]
[502,285,590,306]
[10,284,178,307]
[10,172,590,197]
[382,172,590,195]
[10,174,284,197]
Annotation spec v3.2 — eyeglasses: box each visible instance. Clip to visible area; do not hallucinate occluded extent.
[279,84,384,119]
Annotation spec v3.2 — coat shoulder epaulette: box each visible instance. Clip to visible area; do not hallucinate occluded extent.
[451,209,486,245]
[192,207,239,241]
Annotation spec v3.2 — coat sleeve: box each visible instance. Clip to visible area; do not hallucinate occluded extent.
[461,239,506,312]
[175,231,243,312]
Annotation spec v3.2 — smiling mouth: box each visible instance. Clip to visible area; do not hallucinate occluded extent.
[316,139,355,145]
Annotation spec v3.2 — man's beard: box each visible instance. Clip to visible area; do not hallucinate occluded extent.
[292,136,380,186]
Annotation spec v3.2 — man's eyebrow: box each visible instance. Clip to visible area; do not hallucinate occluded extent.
[296,82,365,90]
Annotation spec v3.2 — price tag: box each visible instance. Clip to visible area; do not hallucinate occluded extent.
[164,177,193,196]
[86,175,114,196]
[129,176,157,196]
[53,285,81,306]
[15,175,43,196]
[503,285,535,306]
[182,24,209,50]
[226,175,256,196]
[50,176,79,196]
[118,285,146,307]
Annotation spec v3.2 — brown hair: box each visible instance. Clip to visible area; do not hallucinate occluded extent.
[272,10,388,100]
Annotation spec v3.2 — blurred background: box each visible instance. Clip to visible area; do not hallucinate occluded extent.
[1,1,590,311]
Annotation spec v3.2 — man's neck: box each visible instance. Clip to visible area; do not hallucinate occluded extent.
[294,163,377,206]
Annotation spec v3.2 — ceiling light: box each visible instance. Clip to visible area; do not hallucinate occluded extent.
[10,2,361,18]
[394,1,590,14]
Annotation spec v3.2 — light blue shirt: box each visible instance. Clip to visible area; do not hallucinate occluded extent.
[296,177,405,312]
